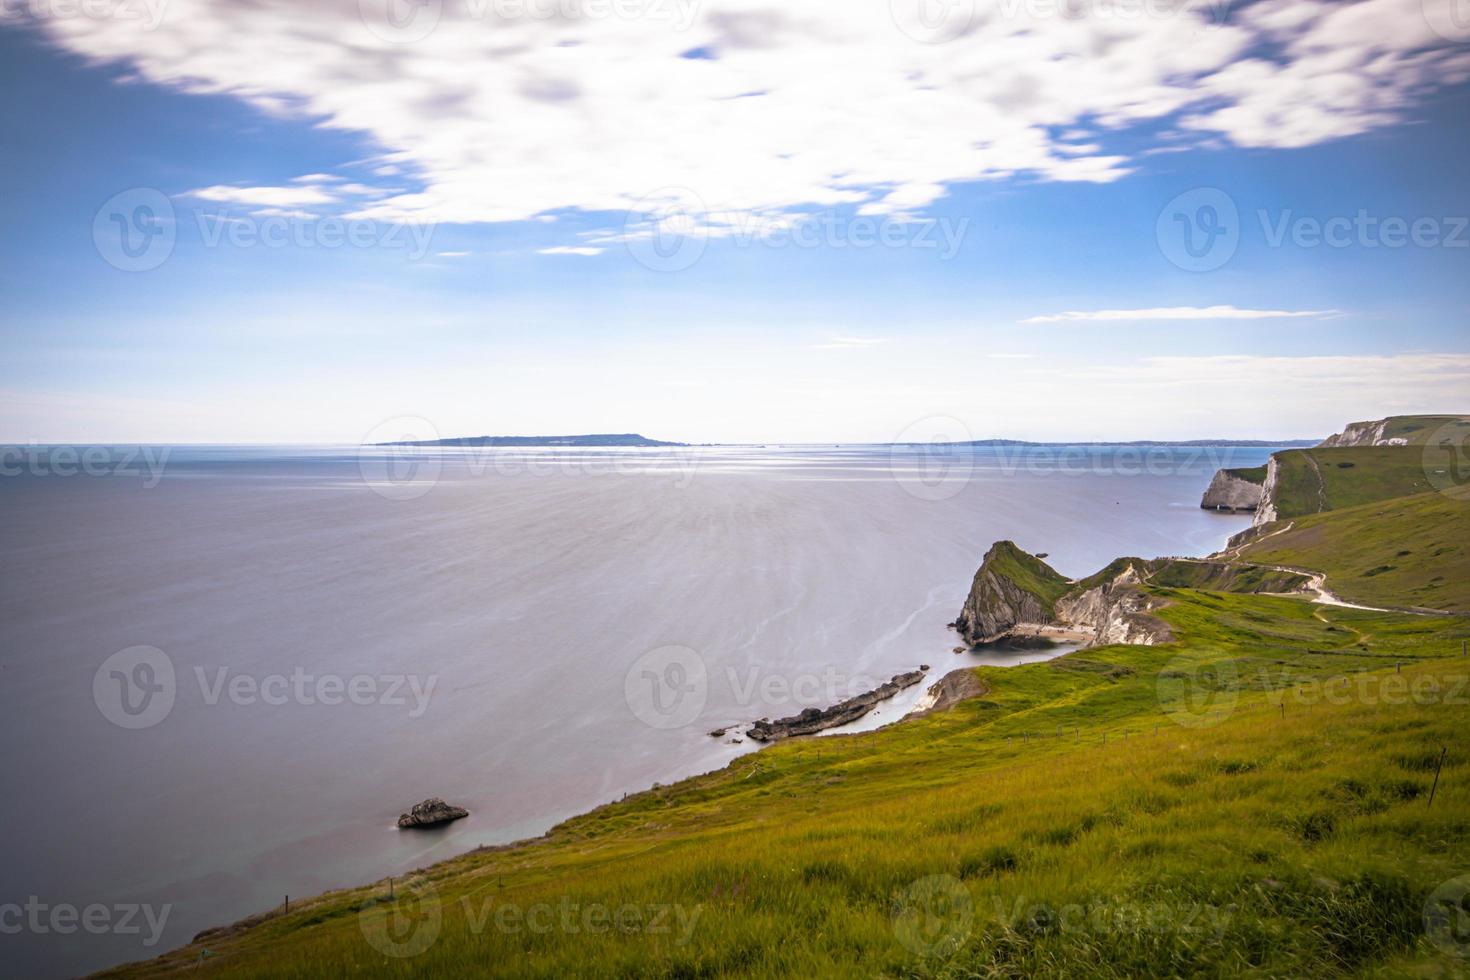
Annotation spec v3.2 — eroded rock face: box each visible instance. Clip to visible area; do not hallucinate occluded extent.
[907,668,989,716]
[1253,456,1281,527]
[397,798,469,829]
[1055,563,1174,648]
[1200,470,1264,511]
[953,541,1068,646]
[1318,419,1406,448]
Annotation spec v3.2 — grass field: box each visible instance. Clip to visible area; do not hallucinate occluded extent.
[1240,491,1470,614]
[100,585,1470,979]
[1265,445,1466,521]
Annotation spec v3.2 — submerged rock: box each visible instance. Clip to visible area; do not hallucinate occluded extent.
[397,798,469,829]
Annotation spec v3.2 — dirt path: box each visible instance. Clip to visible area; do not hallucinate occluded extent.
[1305,453,1328,513]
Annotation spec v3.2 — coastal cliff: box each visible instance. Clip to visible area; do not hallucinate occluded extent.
[955,547,1312,649]
[1317,419,1406,448]
[953,541,1072,645]
[1199,466,1265,512]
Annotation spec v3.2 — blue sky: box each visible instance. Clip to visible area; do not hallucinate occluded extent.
[2,0,1468,443]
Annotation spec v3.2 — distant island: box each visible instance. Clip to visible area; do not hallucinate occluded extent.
[383,433,1317,449]
[378,433,687,447]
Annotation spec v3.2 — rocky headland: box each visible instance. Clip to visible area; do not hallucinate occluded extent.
[952,543,1313,650]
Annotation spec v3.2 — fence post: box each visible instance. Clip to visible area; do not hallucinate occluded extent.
[1428,746,1448,808]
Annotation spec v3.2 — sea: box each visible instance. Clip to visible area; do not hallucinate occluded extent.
[0,442,1273,976]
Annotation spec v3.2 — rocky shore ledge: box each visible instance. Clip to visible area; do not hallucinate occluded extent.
[744,668,928,741]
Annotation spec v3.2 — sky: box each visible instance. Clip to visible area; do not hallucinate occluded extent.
[1,0,1468,444]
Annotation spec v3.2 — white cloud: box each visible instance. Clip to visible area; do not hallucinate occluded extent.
[1021,305,1342,323]
[538,245,605,256]
[187,184,338,207]
[810,336,889,350]
[435,250,471,257]
[26,0,1469,231]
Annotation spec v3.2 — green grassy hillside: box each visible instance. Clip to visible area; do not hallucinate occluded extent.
[100,430,1470,979]
[1381,415,1470,446]
[1241,491,1470,613]
[101,602,1470,978]
[1265,445,1462,520]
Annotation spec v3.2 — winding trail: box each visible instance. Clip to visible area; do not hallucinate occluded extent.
[1167,553,1448,616]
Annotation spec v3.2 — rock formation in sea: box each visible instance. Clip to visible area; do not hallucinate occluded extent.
[745,669,926,741]
[397,798,469,829]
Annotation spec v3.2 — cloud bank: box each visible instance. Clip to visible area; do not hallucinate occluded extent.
[22,0,1470,230]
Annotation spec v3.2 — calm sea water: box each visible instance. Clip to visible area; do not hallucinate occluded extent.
[0,443,1269,976]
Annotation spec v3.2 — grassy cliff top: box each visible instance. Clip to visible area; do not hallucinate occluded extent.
[1381,415,1470,446]
[1264,444,1461,520]
[980,540,1073,610]
[1221,464,1267,483]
